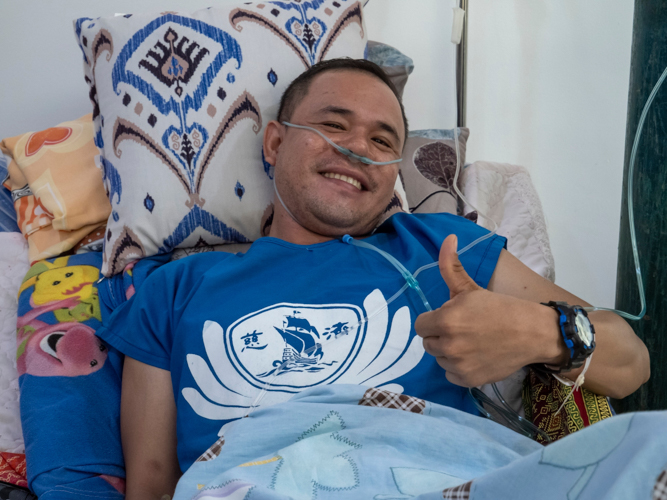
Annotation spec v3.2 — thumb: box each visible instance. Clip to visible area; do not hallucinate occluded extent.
[439,234,480,299]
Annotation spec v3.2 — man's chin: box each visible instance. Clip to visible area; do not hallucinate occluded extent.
[302,210,381,238]
[282,189,393,238]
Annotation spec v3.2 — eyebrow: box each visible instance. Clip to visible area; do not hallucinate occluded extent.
[317,105,402,146]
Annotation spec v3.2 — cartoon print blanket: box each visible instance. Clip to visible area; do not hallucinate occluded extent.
[15,252,126,499]
[174,385,667,500]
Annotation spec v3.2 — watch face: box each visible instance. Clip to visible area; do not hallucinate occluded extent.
[575,314,594,346]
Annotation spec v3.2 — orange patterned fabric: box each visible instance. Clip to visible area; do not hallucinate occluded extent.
[12,192,53,236]
[0,453,28,488]
[25,127,73,157]
[1,114,110,263]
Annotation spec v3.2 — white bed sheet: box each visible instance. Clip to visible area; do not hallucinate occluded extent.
[460,161,555,282]
[0,233,28,453]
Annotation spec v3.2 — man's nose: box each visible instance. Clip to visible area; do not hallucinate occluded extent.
[335,131,372,163]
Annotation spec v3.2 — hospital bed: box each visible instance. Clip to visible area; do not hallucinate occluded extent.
[0,0,614,497]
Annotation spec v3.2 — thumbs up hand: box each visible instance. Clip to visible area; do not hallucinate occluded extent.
[414,235,551,387]
[438,234,482,299]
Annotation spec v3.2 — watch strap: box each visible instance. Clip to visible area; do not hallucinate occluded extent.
[537,301,595,374]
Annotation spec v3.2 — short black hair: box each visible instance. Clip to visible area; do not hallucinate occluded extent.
[277,58,409,147]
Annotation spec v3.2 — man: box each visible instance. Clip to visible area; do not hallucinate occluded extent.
[98,59,649,499]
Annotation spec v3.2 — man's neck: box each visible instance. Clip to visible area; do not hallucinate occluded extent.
[267,204,336,246]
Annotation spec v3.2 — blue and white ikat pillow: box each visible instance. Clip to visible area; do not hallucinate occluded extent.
[75,1,368,276]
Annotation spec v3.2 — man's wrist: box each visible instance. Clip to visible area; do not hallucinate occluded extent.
[535,302,571,367]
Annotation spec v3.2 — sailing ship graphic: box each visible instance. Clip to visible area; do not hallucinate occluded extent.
[257,311,348,377]
[184,291,425,422]
[277,311,324,364]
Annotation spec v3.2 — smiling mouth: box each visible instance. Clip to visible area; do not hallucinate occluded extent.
[322,172,363,191]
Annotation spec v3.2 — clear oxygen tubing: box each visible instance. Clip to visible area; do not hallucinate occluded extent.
[581,66,667,321]
[273,177,300,226]
[281,122,404,165]
[342,235,432,312]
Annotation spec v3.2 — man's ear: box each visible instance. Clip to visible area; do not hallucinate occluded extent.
[263,120,284,167]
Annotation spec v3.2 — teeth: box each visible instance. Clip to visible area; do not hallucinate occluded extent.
[323,172,362,190]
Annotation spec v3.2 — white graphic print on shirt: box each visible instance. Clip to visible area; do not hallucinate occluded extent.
[183,289,424,426]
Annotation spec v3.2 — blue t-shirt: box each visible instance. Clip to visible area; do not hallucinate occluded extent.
[98,212,506,471]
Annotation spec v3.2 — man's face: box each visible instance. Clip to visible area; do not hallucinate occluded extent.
[268,70,405,237]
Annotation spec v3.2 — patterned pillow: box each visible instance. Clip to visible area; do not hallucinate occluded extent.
[400,128,470,215]
[75,1,368,276]
[366,40,414,98]
[1,115,110,263]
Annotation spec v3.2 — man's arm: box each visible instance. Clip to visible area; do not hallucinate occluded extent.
[415,235,650,399]
[121,357,181,500]
[487,247,649,398]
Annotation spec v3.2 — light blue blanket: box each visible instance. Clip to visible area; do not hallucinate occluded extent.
[174,385,667,500]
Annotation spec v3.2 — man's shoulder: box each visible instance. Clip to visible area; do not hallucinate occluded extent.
[377,211,503,259]
[379,212,505,288]
[141,250,237,287]
[170,249,238,268]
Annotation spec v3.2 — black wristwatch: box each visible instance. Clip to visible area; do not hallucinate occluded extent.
[540,301,596,373]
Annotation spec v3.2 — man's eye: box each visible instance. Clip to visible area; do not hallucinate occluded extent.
[324,123,344,130]
[373,138,391,148]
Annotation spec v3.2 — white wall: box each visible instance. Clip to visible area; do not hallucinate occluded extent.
[465,1,634,307]
[364,0,459,131]
[366,0,634,308]
[1,0,634,308]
